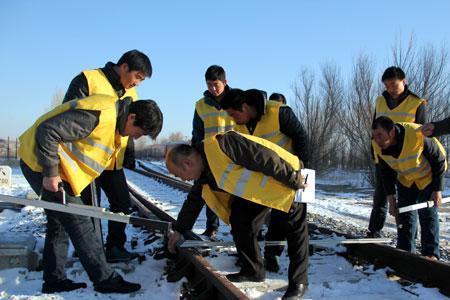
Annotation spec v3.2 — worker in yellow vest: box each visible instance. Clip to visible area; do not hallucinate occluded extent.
[372,117,446,259]
[188,65,235,240]
[19,94,163,293]
[166,131,309,300]
[368,66,427,238]
[220,88,309,279]
[63,50,151,262]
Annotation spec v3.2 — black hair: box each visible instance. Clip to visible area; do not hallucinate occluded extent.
[221,88,246,111]
[269,92,286,104]
[129,100,163,139]
[167,144,196,165]
[117,50,152,78]
[221,88,267,115]
[205,65,226,81]
[381,66,405,82]
[372,116,394,131]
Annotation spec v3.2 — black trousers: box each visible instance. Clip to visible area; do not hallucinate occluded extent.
[368,166,387,234]
[20,160,115,284]
[80,168,132,249]
[265,203,309,286]
[230,198,270,278]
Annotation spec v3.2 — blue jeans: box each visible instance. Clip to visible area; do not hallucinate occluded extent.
[20,160,116,284]
[397,182,440,258]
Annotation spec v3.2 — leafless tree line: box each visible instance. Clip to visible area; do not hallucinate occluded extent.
[292,35,450,182]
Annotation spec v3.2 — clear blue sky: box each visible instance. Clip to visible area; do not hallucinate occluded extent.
[1,0,449,140]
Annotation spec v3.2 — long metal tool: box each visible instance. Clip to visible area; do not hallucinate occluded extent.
[178,237,392,248]
[398,197,450,214]
[0,193,171,235]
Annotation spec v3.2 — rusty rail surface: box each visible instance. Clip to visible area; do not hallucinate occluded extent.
[133,162,450,297]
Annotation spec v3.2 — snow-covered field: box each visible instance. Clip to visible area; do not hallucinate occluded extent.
[0,161,448,299]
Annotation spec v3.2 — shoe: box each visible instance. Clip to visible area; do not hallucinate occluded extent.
[226,272,265,282]
[366,231,381,238]
[42,279,87,293]
[94,275,141,294]
[282,283,308,300]
[201,228,218,241]
[264,255,280,273]
[106,246,140,263]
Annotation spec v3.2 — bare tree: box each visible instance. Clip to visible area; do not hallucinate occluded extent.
[168,131,185,142]
[47,89,65,111]
[339,53,378,183]
[292,62,344,172]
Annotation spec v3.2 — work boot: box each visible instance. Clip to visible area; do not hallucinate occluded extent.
[282,283,308,300]
[201,228,218,241]
[42,279,87,293]
[226,272,265,283]
[365,231,381,238]
[105,246,139,263]
[94,274,141,294]
[264,255,280,273]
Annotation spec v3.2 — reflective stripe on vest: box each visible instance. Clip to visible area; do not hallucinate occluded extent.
[83,68,138,170]
[375,95,425,123]
[234,101,294,153]
[373,122,447,190]
[195,98,235,138]
[201,132,300,223]
[19,94,120,196]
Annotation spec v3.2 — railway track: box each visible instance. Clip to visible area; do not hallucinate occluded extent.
[130,161,450,298]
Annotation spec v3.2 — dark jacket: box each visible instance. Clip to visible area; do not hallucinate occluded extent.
[244,90,309,167]
[174,131,299,233]
[63,62,136,169]
[430,117,450,137]
[377,124,446,195]
[36,98,132,177]
[373,85,427,124]
[191,86,231,144]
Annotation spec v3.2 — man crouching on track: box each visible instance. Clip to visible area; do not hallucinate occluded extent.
[372,116,446,260]
[165,131,309,300]
[18,94,163,294]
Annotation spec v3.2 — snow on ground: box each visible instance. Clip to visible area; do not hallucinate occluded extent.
[0,161,448,299]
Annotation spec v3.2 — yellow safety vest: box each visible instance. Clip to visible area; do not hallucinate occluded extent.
[234,100,294,153]
[201,132,300,224]
[195,98,235,138]
[373,94,425,164]
[375,95,425,123]
[372,122,447,190]
[19,94,121,196]
[83,69,138,170]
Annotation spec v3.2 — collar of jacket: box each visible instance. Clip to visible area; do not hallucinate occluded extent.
[382,84,412,105]
[381,124,405,158]
[101,62,126,98]
[203,85,231,109]
[117,97,132,135]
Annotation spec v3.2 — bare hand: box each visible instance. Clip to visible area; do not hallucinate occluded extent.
[167,230,182,254]
[431,191,442,207]
[43,176,62,192]
[421,123,435,137]
[295,171,309,190]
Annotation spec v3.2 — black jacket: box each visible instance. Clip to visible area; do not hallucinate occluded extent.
[430,117,450,137]
[244,91,309,167]
[63,62,136,169]
[174,131,300,233]
[377,124,446,194]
